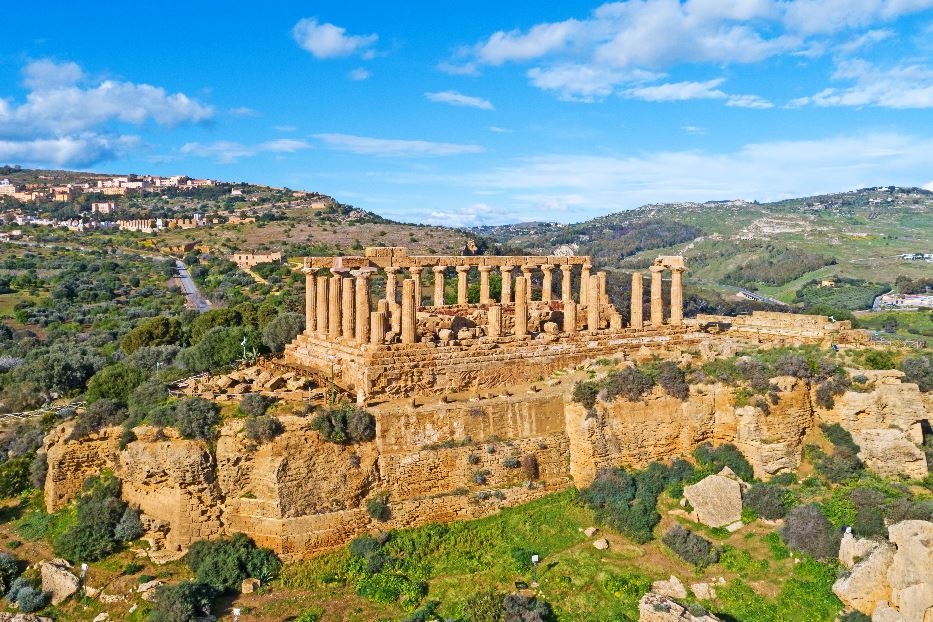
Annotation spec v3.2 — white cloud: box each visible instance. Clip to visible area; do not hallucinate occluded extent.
[682,125,707,134]
[489,126,513,133]
[180,138,310,164]
[622,78,773,108]
[21,59,84,90]
[790,59,933,108]
[314,133,483,157]
[425,90,494,110]
[460,132,933,218]
[229,106,259,117]
[422,202,499,227]
[448,1,933,100]
[349,68,371,81]
[292,18,377,59]
[0,134,139,168]
[0,59,213,167]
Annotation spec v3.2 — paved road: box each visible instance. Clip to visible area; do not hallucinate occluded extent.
[174,260,212,313]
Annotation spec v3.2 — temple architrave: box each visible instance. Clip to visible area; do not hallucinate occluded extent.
[284,247,696,401]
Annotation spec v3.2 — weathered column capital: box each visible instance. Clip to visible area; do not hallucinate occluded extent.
[432,265,447,274]
[301,266,319,275]
[384,266,401,275]
[540,264,555,274]
[501,264,515,272]
[455,265,470,273]
[649,264,665,274]
[350,267,377,279]
[409,266,424,275]
[478,265,493,273]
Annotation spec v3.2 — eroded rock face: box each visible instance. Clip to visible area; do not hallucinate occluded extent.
[839,532,881,569]
[43,423,121,512]
[833,544,895,614]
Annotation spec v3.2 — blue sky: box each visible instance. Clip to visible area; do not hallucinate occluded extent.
[1,1,933,225]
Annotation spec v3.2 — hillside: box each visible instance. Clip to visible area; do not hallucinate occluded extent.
[473,187,933,307]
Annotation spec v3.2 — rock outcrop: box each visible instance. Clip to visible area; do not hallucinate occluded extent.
[639,593,721,622]
[43,371,931,559]
[833,520,933,622]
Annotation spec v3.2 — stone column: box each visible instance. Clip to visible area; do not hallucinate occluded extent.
[400,279,417,344]
[432,266,446,307]
[670,267,684,326]
[580,262,592,305]
[352,269,373,344]
[597,271,608,305]
[487,304,501,337]
[587,274,600,332]
[541,265,554,302]
[303,268,317,334]
[341,277,355,340]
[456,265,470,305]
[630,272,644,329]
[370,311,385,345]
[521,264,534,301]
[384,266,400,305]
[514,276,528,337]
[315,275,329,338]
[650,265,664,327]
[560,264,573,303]
[563,301,577,334]
[500,265,513,304]
[409,266,423,307]
[478,265,492,304]
[328,275,342,339]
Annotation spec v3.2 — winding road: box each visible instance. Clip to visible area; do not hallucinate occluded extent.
[174,259,212,313]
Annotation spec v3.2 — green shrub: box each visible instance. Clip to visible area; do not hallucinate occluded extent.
[604,367,654,402]
[128,379,170,420]
[185,533,281,592]
[694,443,754,481]
[816,447,864,483]
[840,611,872,622]
[571,380,599,409]
[762,531,790,560]
[121,316,184,355]
[460,588,504,622]
[656,361,689,400]
[719,545,769,575]
[148,581,216,622]
[510,547,536,572]
[366,493,390,521]
[862,349,896,370]
[175,397,219,440]
[0,456,32,498]
[122,561,145,575]
[68,398,127,441]
[239,393,272,417]
[15,584,47,613]
[502,593,555,622]
[503,456,520,469]
[900,355,933,392]
[261,312,305,352]
[243,415,283,444]
[744,483,789,519]
[293,608,324,622]
[54,473,126,562]
[0,552,21,595]
[85,362,146,404]
[114,507,144,542]
[820,424,860,452]
[781,504,840,560]
[662,525,719,568]
[311,404,375,444]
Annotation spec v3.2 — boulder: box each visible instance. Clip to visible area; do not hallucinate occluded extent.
[683,469,744,528]
[584,527,598,538]
[832,543,895,614]
[839,532,880,569]
[241,577,261,594]
[638,592,721,622]
[652,575,688,599]
[40,559,80,605]
[0,615,54,622]
[854,429,928,480]
[138,578,163,602]
[92,614,109,622]
[691,582,716,600]
[593,538,609,550]
[886,520,933,622]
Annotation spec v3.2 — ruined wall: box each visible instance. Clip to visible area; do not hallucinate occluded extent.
[43,373,931,559]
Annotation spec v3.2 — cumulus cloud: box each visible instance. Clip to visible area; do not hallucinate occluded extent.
[0,59,213,167]
[425,90,494,110]
[180,138,310,164]
[314,133,483,157]
[292,18,377,59]
[421,202,500,226]
[447,0,932,101]
[790,59,933,108]
[349,68,371,81]
[622,78,774,107]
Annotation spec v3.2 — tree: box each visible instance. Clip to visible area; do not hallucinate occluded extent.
[190,308,242,344]
[149,581,216,622]
[85,363,146,404]
[185,533,281,592]
[261,312,304,352]
[55,474,126,562]
[0,456,32,498]
[239,393,272,417]
[121,316,184,354]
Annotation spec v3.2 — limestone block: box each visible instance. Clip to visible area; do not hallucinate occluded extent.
[833,544,895,614]
[40,559,79,605]
[854,428,928,480]
[886,521,933,622]
[840,531,882,569]
[683,469,744,528]
[241,577,261,593]
[638,593,721,622]
[691,582,716,600]
[651,575,688,599]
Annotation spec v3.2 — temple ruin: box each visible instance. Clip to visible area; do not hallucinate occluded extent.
[284,247,697,400]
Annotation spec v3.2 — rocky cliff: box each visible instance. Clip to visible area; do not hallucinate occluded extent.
[43,371,930,559]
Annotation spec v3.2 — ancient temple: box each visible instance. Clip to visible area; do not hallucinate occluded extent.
[284,247,695,400]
